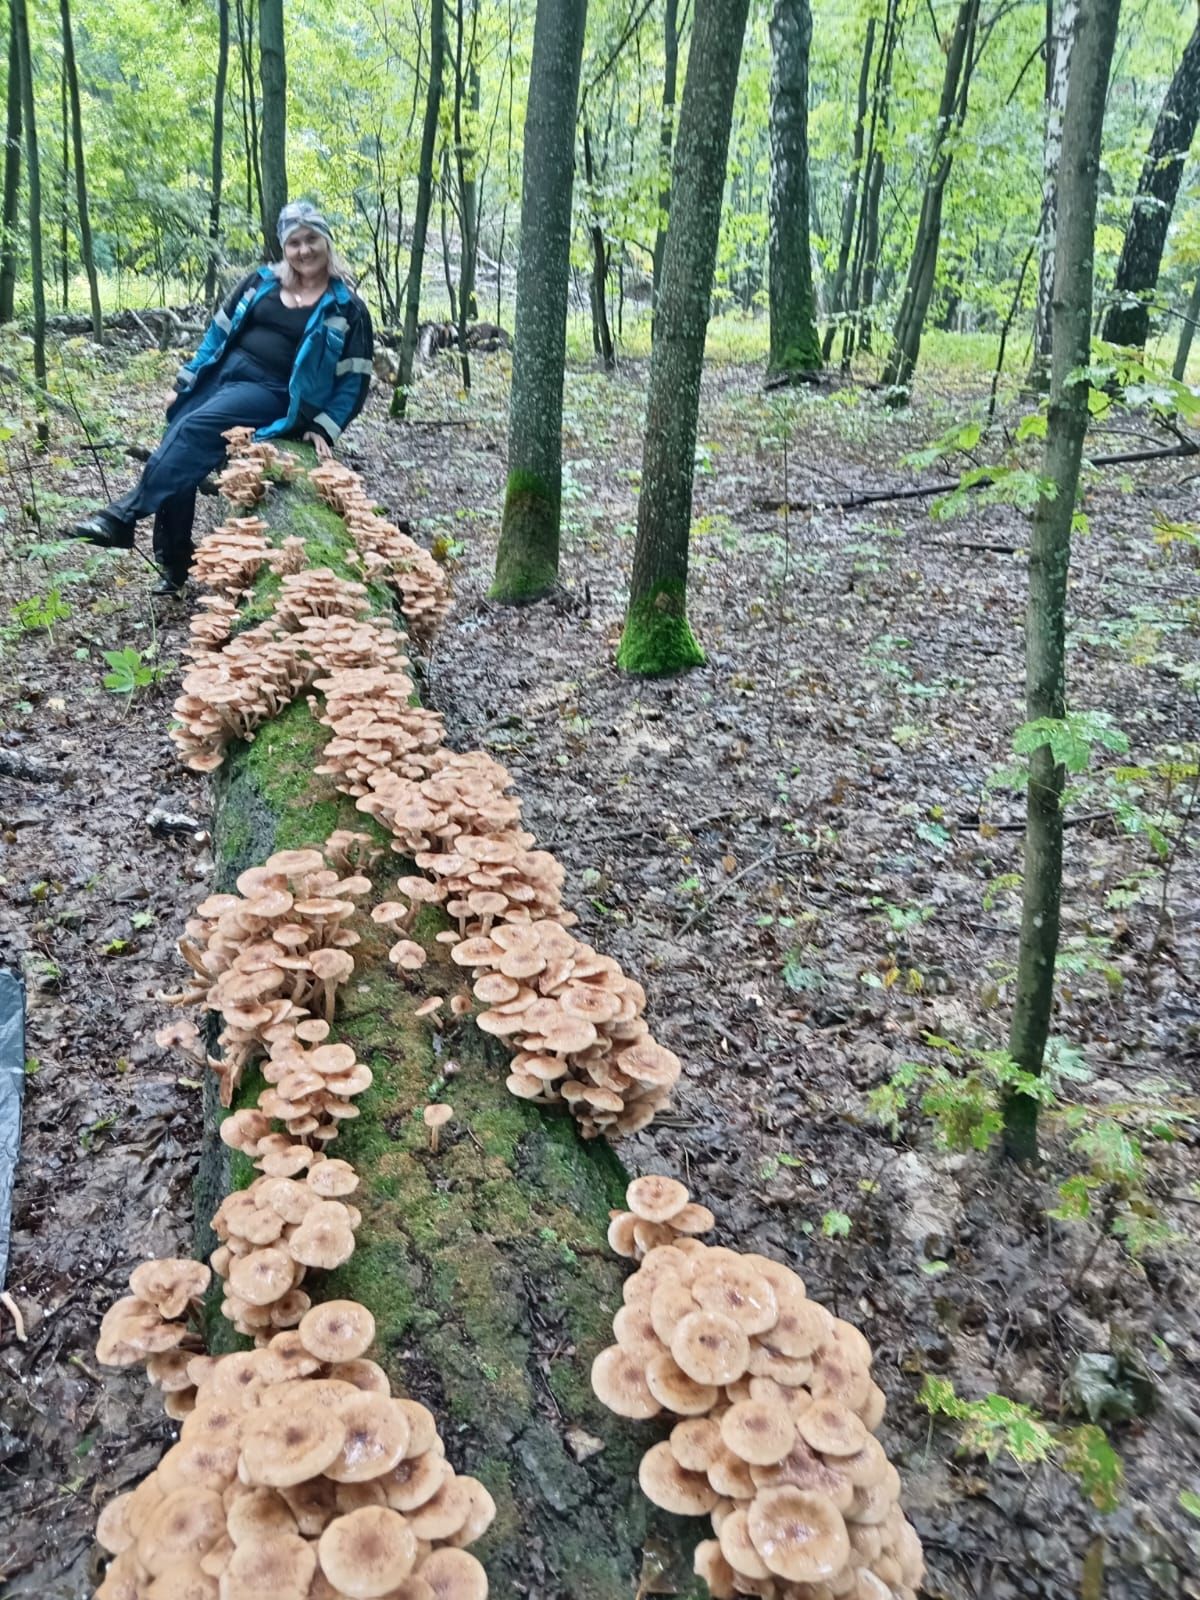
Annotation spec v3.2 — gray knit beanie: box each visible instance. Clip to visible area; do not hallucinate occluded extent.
[277,200,333,246]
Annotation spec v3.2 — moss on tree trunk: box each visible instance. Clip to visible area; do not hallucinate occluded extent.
[193,469,701,1597]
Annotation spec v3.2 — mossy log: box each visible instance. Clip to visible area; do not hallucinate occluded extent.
[191,466,700,1600]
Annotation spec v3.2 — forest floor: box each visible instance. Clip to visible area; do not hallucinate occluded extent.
[0,328,1198,1600]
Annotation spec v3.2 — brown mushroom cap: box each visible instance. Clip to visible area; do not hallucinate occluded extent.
[317,1506,418,1597]
[796,1399,868,1459]
[220,1534,316,1600]
[380,1451,452,1513]
[129,1258,212,1320]
[669,1416,724,1473]
[612,1303,665,1365]
[327,1396,412,1483]
[717,1507,772,1581]
[225,1488,299,1545]
[638,1440,720,1516]
[669,1203,716,1236]
[96,1491,135,1554]
[692,1539,739,1600]
[720,1400,797,1466]
[625,1175,690,1224]
[406,1475,478,1541]
[299,1299,375,1362]
[423,1104,453,1131]
[228,1247,295,1307]
[644,1352,719,1416]
[691,1261,778,1336]
[392,1399,441,1459]
[142,1562,219,1600]
[746,1487,850,1582]
[415,1547,489,1600]
[670,1311,750,1387]
[239,1404,348,1487]
[590,1344,662,1420]
[135,1487,226,1576]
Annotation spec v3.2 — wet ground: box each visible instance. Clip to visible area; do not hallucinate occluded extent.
[1,333,1198,1598]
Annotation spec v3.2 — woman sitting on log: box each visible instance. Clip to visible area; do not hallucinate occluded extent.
[68,201,374,595]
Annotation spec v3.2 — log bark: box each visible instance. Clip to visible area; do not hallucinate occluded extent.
[1004,0,1123,1163]
[195,465,701,1599]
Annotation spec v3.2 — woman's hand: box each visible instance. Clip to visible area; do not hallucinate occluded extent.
[163,389,178,411]
[303,431,333,461]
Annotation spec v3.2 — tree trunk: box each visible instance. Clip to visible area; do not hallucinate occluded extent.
[1101,10,1200,350]
[490,0,588,603]
[1004,0,1123,1163]
[1173,268,1200,380]
[616,0,751,674]
[258,0,287,258]
[391,0,445,420]
[767,0,820,378]
[1029,0,1079,389]
[205,0,230,305]
[12,0,45,442]
[59,50,68,312]
[195,462,692,1600]
[841,0,899,369]
[452,0,480,391]
[882,0,980,398]
[650,0,680,331]
[584,120,615,371]
[236,0,264,227]
[0,2,21,326]
[822,14,874,362]
[60,0,101,341]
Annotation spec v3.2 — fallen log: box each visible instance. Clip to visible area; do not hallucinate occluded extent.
[191,461,696,1600]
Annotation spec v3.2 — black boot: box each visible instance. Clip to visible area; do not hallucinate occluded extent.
[152,569,188,597]
[65,509,135,548]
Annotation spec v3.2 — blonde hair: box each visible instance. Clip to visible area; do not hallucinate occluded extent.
[272,233,354,289]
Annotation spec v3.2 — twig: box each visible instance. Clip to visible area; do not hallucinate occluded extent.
[676,847,777,939]
[750,440,1200,515]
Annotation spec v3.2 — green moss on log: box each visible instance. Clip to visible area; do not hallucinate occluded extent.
[192,470,704,1597]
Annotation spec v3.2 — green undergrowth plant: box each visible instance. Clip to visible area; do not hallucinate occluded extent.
[918,1376,1124,1513]
[869,1033,1193,1258]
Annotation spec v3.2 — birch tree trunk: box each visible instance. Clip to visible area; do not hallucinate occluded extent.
[882,0,980,398]
[11,0,45,442]
[391,0,445,420]
[1101,8,1200,350]
[205,0,231,305]
[60,0,101,342]
[258,0,287,258]
[1029,0,1078,390]
[490,0,588,603]
[767,0,820,378]
[1005,0,1123,1163]
[616,0,751,674]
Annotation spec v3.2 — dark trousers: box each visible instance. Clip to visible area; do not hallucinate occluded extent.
[108,351,292,582]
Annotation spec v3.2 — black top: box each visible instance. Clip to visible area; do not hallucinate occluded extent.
[236,288,312,378]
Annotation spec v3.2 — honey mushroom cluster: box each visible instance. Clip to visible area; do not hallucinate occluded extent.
[312,664,445,796]
[167,847,370,1102]
[608,1174,717,1259]
[93,1299,494,1600]
[448,919,681,1139]
[589,1186,923,1600]
[189,515,274,595]
[215,429,300,509]
[96,1259,212,1418]
[206,1153,362,1341]
[309,460,452,640]
[171,569,412,773]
